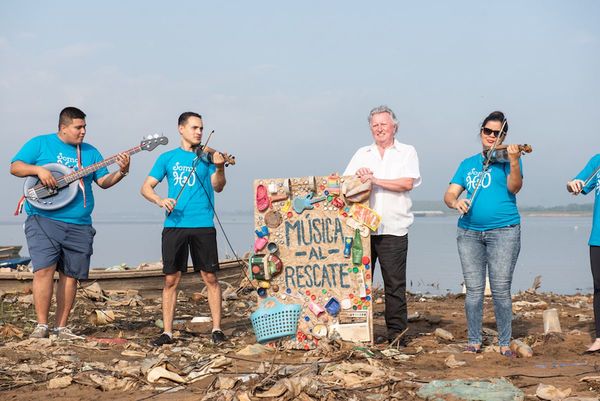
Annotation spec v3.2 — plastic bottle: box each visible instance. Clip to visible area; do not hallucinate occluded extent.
[543,308,562,334]
[351,229,363,266]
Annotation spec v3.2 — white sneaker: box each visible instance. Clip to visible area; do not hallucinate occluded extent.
[30,324,50,339]
[56,327,85,340]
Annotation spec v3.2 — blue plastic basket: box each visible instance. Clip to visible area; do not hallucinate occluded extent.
[250,297,301,343]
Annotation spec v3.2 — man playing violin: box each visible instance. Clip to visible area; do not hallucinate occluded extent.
[141,112,227,346]
[10,106,131,340]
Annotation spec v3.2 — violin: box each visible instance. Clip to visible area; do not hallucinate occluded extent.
[483,144,533,163]
[195,145,236,167]
[167,142,235,216]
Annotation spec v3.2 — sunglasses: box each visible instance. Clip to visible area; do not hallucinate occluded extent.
[481,127,504,137]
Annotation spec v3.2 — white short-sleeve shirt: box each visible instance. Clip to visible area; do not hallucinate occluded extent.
[343,139,421,236]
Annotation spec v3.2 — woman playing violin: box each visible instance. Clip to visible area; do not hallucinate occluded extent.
[567,154,600,354]
[443,111,524,357]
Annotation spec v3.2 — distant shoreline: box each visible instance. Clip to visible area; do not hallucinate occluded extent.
[521,211,592,217]
[413,210,593,218]
[0,209,593,225]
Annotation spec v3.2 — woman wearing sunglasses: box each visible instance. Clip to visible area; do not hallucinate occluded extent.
[443,111,523,357]
[567,155,600,354]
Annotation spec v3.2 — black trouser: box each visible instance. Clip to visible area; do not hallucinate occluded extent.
[371,234,408,338]
[591,246,600,338]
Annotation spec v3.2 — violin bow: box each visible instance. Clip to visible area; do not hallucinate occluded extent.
[198,130,214,155]
[583,163,600,188]
[167,130,215,215]
[462,119,508,216]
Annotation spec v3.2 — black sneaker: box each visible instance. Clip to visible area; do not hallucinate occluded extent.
[389,333,409,347]
[211,330,226,344]
[152,333,175,347]
[375,335,388,345]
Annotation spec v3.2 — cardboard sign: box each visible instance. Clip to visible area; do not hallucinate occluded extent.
[251,174,374,348]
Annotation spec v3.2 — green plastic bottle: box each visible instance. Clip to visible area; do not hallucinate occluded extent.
[351,228,363,266]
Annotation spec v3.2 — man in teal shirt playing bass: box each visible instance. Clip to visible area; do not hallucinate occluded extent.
[10,106,130,340]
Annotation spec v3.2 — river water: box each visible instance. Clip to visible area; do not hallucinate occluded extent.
[0,214,593,295]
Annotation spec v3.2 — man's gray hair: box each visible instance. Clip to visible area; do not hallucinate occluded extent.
[368,105,398,133]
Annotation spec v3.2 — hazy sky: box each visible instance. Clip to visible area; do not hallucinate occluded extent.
[1,0,598,220]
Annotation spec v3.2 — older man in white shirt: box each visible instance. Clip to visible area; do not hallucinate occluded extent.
[344,105,421,345]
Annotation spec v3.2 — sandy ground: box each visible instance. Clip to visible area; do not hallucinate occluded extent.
[0,282,599,400]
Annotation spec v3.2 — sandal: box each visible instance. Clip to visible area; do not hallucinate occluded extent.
[583,348,600,355]
[256,185,269,212]
[500,349,515,358]
[465,345,482,353]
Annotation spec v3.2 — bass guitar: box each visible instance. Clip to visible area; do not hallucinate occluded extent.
[23,135,168,211]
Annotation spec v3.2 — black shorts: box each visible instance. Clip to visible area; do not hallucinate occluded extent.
[161,227,219,274]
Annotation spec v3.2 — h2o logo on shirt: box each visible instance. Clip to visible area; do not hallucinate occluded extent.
[56,152,78,168]
[173,171,196,187]
[465,168,491,191]
[172,162,196,187]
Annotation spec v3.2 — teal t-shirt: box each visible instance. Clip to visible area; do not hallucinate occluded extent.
[574,154,600,246]
[149,148,216,228]
[451,153,522,231]
[11,133,108,225]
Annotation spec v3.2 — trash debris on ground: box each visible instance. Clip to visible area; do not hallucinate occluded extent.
[444,354,466,368]
[417,378,524,401]
[434,327,454,341]
[510,339,533,358]
[0,284,598,400]
[536,383,572,401]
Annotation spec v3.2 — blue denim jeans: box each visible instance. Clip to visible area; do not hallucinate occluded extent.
[457,224,521,346]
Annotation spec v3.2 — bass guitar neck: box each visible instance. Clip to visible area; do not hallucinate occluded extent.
[58,145,144,187]
[23,135,168,211]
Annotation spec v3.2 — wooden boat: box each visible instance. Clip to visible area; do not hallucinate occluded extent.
[0,246,23,260]
[0,259,246,298]
[0,257,32,269]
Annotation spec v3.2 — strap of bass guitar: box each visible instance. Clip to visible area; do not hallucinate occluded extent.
[77,144,87,208]
[14,195,26,216]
